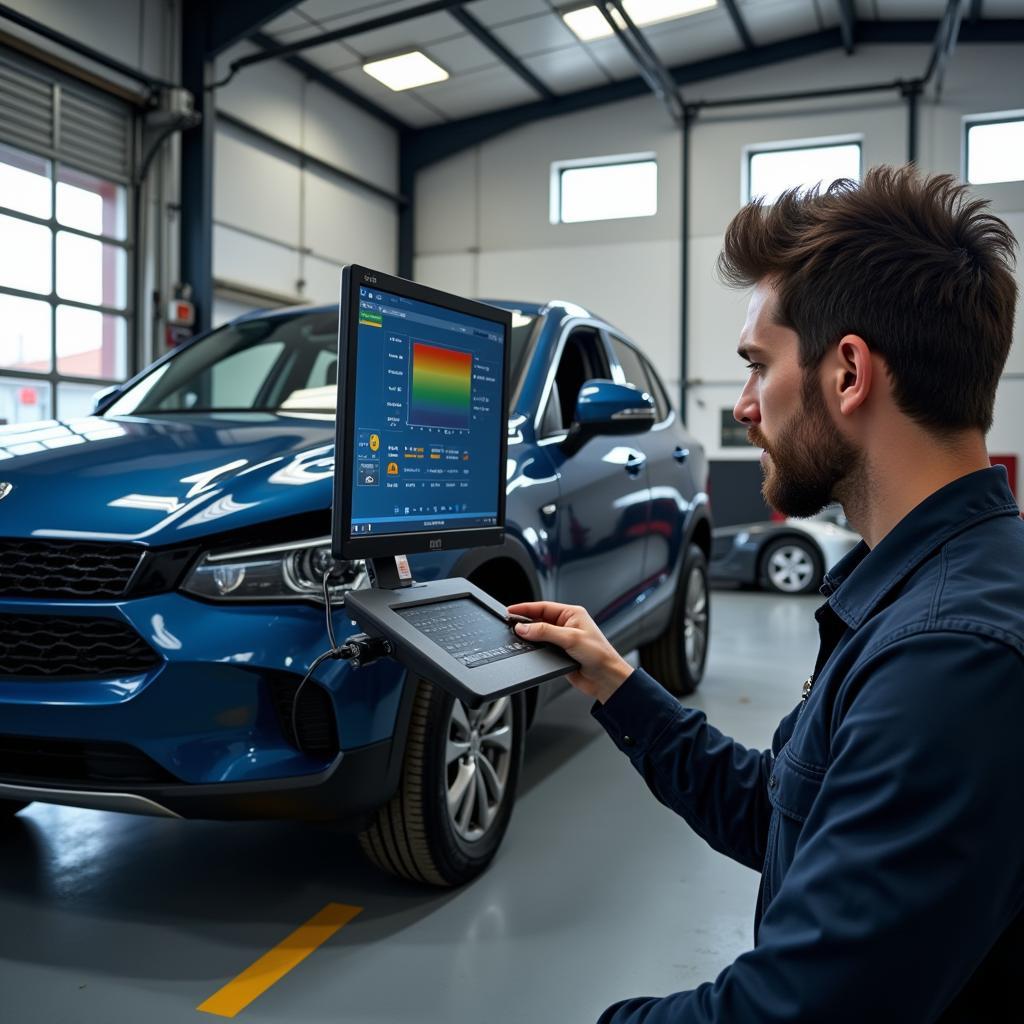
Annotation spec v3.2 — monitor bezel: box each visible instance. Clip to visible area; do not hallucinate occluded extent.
[332,264,512,561]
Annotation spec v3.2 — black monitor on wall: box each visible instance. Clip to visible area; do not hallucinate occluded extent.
[331,265,512,562]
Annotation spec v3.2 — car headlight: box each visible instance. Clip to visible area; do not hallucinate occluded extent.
[181,536,365,602]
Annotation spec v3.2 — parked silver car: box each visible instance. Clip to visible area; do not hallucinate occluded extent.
[710,506,860,595]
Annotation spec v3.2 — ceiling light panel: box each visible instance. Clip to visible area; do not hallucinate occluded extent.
[362,51,449,91]
[562,0,718,41]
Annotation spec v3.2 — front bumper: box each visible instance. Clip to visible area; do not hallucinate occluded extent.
[0,592,410,815]
[0,736,399,824]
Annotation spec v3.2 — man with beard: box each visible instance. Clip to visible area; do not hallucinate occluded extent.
[509,166,1023,1022]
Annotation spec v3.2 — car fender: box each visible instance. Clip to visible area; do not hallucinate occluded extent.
[449,533,545,603]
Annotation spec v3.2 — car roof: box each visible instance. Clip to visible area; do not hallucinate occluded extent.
[231,298,598,325]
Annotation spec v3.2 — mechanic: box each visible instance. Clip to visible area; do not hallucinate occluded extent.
[509,165,1023,1023]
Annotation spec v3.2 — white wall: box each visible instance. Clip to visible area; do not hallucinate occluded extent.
[414,43,1024,493]
[211,42,399,324]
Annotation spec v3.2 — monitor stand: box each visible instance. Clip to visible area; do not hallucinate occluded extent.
[366,554,414,590]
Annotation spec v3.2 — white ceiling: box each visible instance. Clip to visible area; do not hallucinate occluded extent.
[256,0,986,129]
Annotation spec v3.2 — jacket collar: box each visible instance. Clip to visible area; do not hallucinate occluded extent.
[820,466,1019,630]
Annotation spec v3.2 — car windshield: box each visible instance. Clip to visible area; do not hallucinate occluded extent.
[106,308,537,417]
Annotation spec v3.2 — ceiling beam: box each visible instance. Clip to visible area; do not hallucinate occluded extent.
[449,6,555,101]
[232,0,466,81]
[601,0,685,124]
[858,17,1023,43]
[404,18,1024,172]
[249,30,408,130]
[406,28,845,172]
[204,0,303,58]
[931,0,965,97]
[720,0,755,51]
[837,0,856,54]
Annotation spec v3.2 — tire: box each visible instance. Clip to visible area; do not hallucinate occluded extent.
[760,537,823,596]
[639,543,710,697]
[358,679,526,887]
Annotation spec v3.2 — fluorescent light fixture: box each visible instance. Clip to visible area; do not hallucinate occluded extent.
[362,51,448,91]
[562,0,717,41]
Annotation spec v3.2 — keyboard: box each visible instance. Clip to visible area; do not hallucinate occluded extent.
[396,598,537,669]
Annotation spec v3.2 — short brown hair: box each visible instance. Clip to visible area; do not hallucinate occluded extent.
[718,165,1018,433]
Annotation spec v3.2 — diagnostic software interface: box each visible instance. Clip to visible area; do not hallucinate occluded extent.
[348,285,505,539]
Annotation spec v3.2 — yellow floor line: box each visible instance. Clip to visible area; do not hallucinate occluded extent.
[197,902,363,1019]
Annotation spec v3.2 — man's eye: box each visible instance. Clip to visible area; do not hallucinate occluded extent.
[746,362,763,373]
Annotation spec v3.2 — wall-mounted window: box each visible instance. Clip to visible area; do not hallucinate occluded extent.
[0,53,135,427]
[744,137,862,204]
[965,112,1024,185]
[550,153,657,224]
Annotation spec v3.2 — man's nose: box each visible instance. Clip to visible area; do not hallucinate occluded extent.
[734,378,760,426]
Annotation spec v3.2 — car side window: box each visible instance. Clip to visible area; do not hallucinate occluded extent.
[610,336,668,422]
[641,355,672,422]
[541,327,610,436]
[610,336,648,392]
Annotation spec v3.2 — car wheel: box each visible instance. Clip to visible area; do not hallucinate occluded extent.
[639,543,710,697]
[760,537,823,595]
[0,800,28,817]
[358,679,526,887]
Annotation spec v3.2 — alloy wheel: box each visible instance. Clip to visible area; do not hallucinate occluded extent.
[767,543,816,593]
[445,696,514,843]
[683,565,709,679]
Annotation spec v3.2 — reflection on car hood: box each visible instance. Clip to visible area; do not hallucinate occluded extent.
[0,414,336,545]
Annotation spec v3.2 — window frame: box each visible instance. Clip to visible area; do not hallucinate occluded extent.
[536,320,614,441]
[549,151,658,225]
[962,109,1024,185]
[742,134,863,205]
[608,332,672,425]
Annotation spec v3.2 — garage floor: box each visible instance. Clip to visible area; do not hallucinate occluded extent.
[0,591,820,1024]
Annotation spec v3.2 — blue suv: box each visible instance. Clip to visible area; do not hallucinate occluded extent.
[0,300,711,886]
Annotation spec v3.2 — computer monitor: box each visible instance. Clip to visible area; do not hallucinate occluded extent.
[331,265,512,561]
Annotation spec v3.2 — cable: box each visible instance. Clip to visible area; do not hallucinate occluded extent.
[289,573,392,752]
[322,569,339,652]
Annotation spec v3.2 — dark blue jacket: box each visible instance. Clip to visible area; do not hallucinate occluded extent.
[592,467,1024,1022]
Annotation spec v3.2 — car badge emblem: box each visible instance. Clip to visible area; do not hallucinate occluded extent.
[0,482,11,501]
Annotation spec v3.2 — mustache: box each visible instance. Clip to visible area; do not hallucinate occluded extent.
[748,428,769,452]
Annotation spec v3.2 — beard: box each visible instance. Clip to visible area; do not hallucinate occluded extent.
[749,373,861,518]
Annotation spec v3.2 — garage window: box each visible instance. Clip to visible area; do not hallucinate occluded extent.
[550,153,657,224]
[744,138,861,204]
[0,53,135,426]
[965,113,1024,184]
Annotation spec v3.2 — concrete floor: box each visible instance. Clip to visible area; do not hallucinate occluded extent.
[0,591,821,1024]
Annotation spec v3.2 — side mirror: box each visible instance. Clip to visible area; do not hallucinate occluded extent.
[563,379,656,455]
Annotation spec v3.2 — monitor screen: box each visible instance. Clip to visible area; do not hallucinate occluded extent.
[332,266,511,560]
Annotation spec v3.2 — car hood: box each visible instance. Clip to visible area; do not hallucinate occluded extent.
[0,414,336,546]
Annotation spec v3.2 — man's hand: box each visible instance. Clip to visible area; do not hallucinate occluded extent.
[506,601,633,704]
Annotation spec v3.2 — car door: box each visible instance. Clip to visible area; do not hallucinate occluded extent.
[608,333,697,591]
[539,323,652,631]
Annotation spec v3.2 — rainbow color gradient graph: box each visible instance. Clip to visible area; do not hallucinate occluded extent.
[409,342,472,430]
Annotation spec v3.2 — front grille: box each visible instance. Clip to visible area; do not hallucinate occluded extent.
[0,539,142,599]
[0,614,161,678]
[0,735,179,785]
[267,674,340,758]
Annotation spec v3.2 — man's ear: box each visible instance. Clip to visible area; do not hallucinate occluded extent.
[833,334,872,417]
